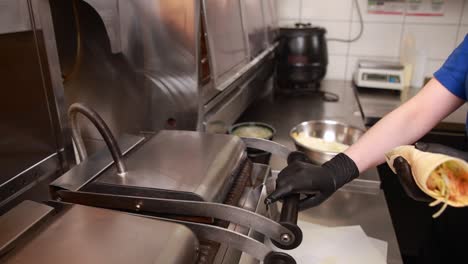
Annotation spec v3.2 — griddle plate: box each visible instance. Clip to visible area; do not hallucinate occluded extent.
[2,204,199,264]
[94,130,246,202]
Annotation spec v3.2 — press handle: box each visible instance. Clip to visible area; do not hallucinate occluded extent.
[282,151,310,226]
[271,152,306,250]
[264,252,297,264]
[279,194,299,224]
[272,194,302,250]
[294,22,311,28]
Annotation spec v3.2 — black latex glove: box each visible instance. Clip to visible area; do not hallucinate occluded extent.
[394,142,468,202]
[265,153,359,210]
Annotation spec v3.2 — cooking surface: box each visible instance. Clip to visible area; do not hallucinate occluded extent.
[2,204,199,264]
[94,130,246,202]
[299,188,400,264]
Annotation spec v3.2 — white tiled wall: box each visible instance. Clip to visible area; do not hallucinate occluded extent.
[301,0,353,21]
[463,3,468,24]
[277,0,468,80]
[327,55,348,80]
[304,21,350,55]
[352,0,405,23]
[277,0,301,20]
[402,24,458,59]
[348,22,403,57]
[459,25,468,44]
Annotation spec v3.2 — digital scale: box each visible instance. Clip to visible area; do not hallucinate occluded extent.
[353,60,405,91]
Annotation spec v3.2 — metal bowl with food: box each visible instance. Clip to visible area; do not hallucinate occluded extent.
[290,120,365,164]
[229,122,276,140]
[229,122,276,164]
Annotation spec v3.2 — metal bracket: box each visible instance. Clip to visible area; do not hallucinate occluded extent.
[57,190,296,248]
[137,213,296,264]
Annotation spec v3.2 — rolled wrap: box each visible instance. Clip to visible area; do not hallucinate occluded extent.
[385,145,468,207]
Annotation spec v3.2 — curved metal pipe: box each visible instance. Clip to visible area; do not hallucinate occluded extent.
[68,103,127,176]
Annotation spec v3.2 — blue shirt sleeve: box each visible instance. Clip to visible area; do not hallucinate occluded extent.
[434,34,468,100]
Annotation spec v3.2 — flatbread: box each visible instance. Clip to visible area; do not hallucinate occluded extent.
[385,145,468,207]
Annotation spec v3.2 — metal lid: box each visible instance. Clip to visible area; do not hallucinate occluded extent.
[280,23,327,35]
[93,130,246,202]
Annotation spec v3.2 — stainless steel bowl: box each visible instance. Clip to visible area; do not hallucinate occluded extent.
[290,120,365,164]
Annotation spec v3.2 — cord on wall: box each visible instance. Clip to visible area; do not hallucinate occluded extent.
[327,0,364,43]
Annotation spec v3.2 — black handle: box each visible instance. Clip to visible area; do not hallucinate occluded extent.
[279,194,300,224]
[264,252,296,264]
[272,195,302,250]
[294,22,312,28]
[271,152,306,250]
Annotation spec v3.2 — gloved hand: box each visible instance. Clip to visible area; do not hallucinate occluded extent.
[394,142,468,202]
[265,152,359,210]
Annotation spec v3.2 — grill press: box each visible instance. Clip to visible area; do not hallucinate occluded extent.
[49,104,304,263]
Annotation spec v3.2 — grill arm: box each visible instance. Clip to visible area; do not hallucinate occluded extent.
[240,137,303,249]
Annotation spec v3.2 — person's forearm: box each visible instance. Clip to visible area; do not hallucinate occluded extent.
[344,78,464,172]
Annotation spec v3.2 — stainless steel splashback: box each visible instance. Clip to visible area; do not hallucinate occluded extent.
[0,0,278,212]
[49,0,200,154]
[241,0,268,58]
[119,0,199,131]
[203,0,249,89]
[202,0,277,92]
[199,0,278,133]
[49,0,279,148]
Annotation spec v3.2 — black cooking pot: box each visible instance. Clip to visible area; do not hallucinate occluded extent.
[276,23,328,89]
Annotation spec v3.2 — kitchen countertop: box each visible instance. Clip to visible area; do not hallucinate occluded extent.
[238,80,403,263]
[239,80,380,193]
[357,85,467,131]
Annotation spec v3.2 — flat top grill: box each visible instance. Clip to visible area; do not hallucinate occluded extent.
[1,202,199,264]
[90,131,246,202]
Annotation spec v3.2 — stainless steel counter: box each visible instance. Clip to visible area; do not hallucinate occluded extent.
[238,80,403,263]
[357,85,468,131]
[238,80,380,193]
[299,188,401,264]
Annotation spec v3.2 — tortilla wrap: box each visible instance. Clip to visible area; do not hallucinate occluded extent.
[385,145,468,207]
